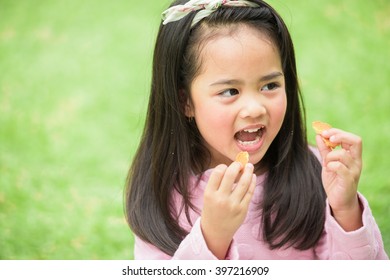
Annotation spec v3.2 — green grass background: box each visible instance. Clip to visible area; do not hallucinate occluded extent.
[0,0,389,259]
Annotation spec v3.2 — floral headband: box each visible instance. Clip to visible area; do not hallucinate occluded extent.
[162,0,260,27]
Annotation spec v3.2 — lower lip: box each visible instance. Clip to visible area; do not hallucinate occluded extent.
[236,131,265,153]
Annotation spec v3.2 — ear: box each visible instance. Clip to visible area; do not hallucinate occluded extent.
[184,99,194,118]
[179,89,194,118]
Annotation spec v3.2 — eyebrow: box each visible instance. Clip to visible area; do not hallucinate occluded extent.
[210,71,284,87]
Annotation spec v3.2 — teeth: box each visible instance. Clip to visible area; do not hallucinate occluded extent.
[244,128,260,133]
[238,137,261,146]
[243,126,264,133]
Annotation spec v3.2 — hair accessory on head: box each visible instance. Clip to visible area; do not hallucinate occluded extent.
[162,0,260,27]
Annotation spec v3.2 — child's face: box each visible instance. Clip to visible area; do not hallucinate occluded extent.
[188,25,287,169]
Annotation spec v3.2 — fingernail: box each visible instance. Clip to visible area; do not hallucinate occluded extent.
[246,163,254,171]
[322,130,330,137]
[216,164,227,172]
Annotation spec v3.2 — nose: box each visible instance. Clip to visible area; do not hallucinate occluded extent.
[238,93,266,119]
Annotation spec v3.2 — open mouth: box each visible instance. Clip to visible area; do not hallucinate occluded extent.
[234,126,265,146]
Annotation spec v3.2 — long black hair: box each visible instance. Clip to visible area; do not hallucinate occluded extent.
[125,0,326,256]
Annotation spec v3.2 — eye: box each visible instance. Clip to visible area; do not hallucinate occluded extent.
[219,88,239,97]
[261,82,279,92]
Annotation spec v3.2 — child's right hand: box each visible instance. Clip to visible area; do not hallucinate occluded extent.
[200,162,256,259]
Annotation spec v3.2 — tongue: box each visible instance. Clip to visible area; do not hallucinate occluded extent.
[236,131,258,142]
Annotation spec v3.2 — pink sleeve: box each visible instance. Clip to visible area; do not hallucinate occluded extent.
[134,218,239,260]
[315,193,389,259]
[134,235,171,260]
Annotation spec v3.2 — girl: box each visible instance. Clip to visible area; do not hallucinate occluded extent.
[125,0,388,259]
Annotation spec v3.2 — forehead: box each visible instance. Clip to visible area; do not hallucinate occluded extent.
[196,22,277,50]
[204,24,276,51]
[194,24,281,75]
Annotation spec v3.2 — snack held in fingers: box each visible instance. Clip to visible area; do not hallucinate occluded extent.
[235,151,249,167]
[312,121,338,149]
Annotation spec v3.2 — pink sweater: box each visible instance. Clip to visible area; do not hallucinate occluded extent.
[134,169,389,260]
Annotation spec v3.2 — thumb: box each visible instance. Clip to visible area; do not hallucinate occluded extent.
[315,134,331,166]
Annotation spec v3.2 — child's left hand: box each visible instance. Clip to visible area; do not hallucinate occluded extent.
[316,128,363,231]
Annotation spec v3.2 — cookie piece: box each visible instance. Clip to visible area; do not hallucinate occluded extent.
[235,151,249,167]
[312,121,338,149]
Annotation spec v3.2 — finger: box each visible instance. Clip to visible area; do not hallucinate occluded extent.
[241,174,256,206]
[325,160,350,177]
[232,163,254,201]
[325,148,356,170]
[325,150,362,183]
[219,161,242,194]
[207,164,227,192]
[322,129,362,159]
[315,134,331,166]
[324,160,360,190]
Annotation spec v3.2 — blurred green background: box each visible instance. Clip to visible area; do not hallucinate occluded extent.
[0,0,389,259]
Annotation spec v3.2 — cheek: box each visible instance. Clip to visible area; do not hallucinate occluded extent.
[269,96,287,135]
[195,104,231,131]
[277,97,287,119]
[270,94,287,126]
